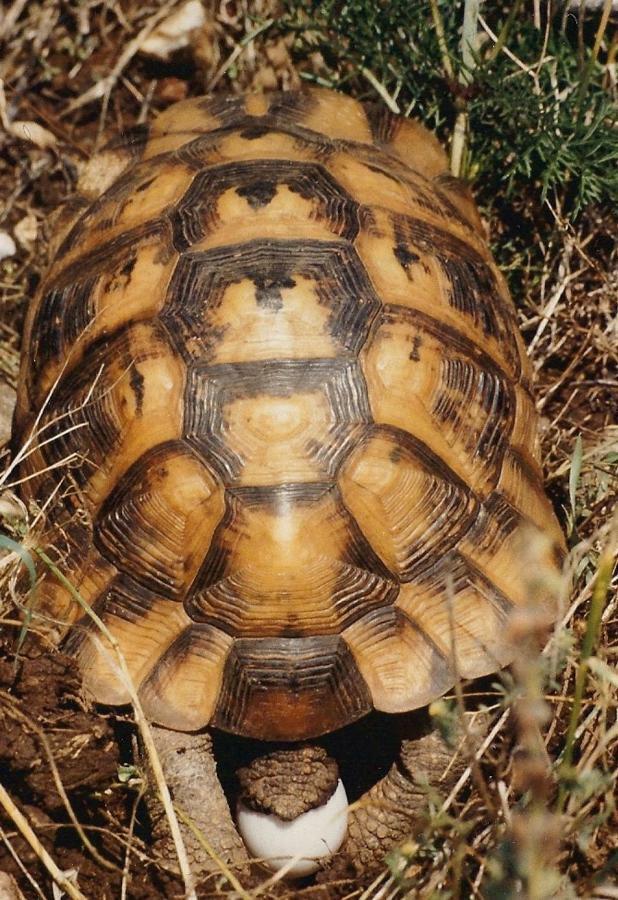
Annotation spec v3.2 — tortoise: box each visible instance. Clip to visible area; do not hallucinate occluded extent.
[13,87,565,876]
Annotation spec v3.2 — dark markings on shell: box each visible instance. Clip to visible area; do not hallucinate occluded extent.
[393,243,420,277]
[197,94,245,122]
[433,357,511,474]
[61,573,160,666]
[373,424,477,496]
[168,159,361,249]
[506,446,545,491]
[267,90,318,124]
[466,493,523,556]
[226,480,337,507]
[99,573,160,622]
[163,239,382,363]
[410,548,514,614]
[351,425,481,582]
[381,305,514,383]
[26,320,174,502]
[53,219,168,288]
[129,365,145,415]
[188,562,398,638]
[392,213,520,358]
[364,102,401,146]
[236,178,278,209]
[95,441,200,599]
[409,334,422,361]
[32,392,106,492]
[253,275,292,310]
[173,114,470,237]
[27,275,97,389]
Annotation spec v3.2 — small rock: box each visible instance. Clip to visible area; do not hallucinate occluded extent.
[9,120,57,149]
[0,232,16,261]
[140,1,207,61]
[14,213,38,249]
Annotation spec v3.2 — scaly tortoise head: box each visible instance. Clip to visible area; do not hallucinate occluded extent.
[14,87,564,871]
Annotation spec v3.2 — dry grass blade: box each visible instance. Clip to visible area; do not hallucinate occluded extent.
[359,68,401,113]
[0,0,28,42]
[63,0,182,140]
[0,783,87,900]
[0,825,46,899]
[207,17,275,91]
[557,514,617,808]
[34,550,198,900]
[173,804,251,899]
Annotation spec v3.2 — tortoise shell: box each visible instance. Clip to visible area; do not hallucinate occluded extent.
[14,88,564,741]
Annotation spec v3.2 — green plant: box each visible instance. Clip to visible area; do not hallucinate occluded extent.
[283,1,617,215]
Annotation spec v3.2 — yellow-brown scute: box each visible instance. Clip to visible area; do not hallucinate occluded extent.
[15,88,565,740]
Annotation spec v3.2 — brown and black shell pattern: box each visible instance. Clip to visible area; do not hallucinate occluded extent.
[14,89,565,741]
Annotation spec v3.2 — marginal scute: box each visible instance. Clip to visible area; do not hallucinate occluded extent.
[342,606,453,714]
[14,86,565,740]
[139,624,234,731]
[64,579,192,705]
[396,553,514,676]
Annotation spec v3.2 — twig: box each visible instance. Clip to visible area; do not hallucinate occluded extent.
[529,263,585,355]
[453,0,480,177]
[446,572,497,817]
[207,17,275,91]
[0,824,47,899]
[360,67,400,113]
[62,0,180,144]
[486,0,525,63]
[121,780,146,900]
[439,710,510,815]
[428,0,454,80]
[0,0,29,42]
[478,14,545,86]
[358,869,395,900]
[174,804,251,899]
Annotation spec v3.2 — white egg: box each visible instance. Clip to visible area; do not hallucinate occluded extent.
[237,779,349,877]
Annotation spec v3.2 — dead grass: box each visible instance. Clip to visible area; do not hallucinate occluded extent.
[0,1,616,898]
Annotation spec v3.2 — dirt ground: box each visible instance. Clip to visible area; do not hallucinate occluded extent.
[0,2,616,899]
